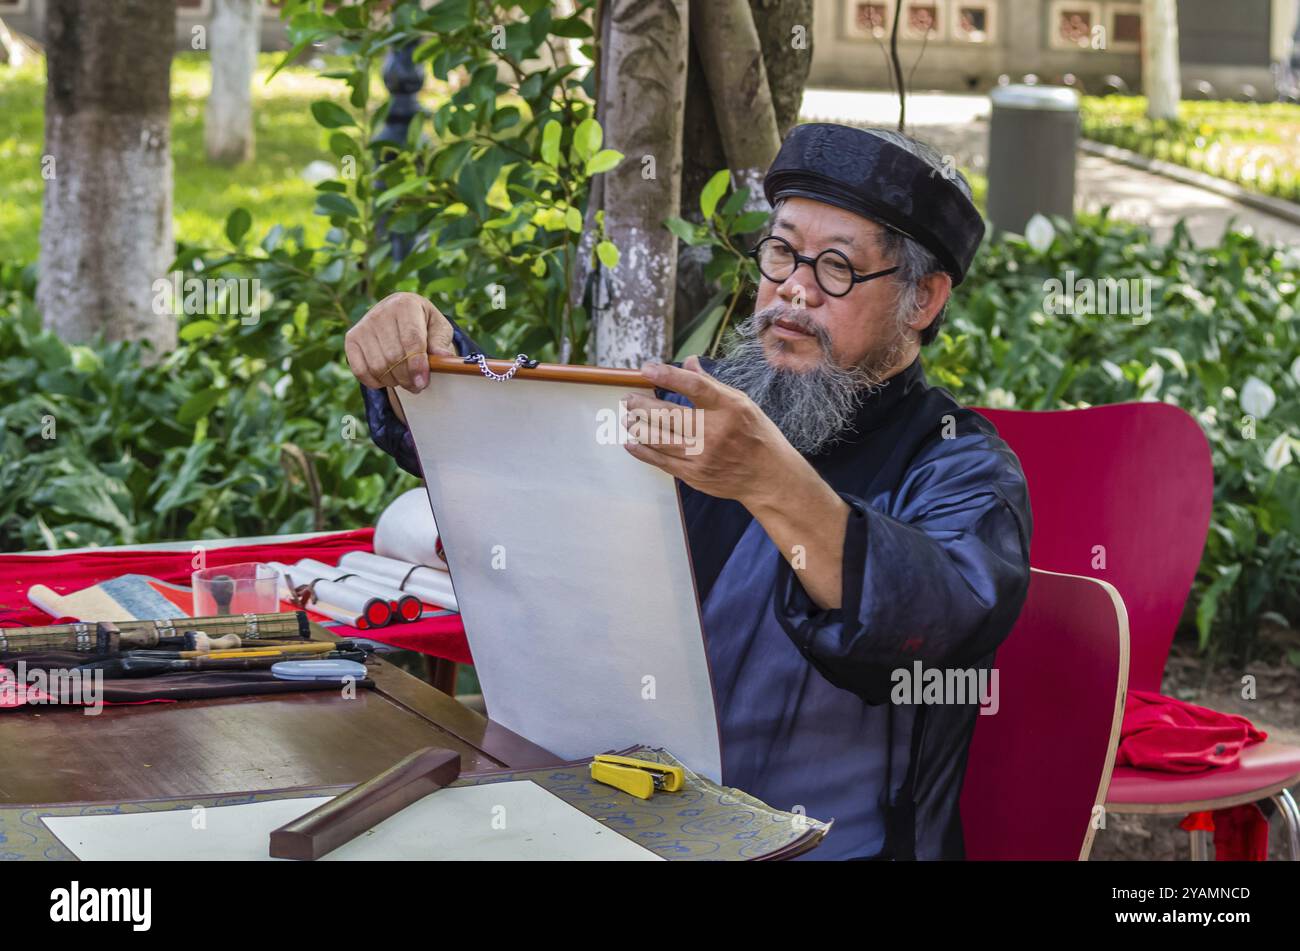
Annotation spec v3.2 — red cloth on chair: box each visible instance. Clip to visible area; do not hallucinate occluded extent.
[1118,689,1267,772]
[1121,689,1270,861]
[0,530,472,664]
[1178,805,1270,861]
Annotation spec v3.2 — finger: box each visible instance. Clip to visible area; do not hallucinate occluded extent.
[394,314,431,392]
[622,397,695,450]
[375,316,423,393]
[623,439,688,478]
[624,413,695,458]
[347,331,389,390]
[424,301,456,356]
[345,334,382,389]
[640,358,725,408]
[623,392,689,415]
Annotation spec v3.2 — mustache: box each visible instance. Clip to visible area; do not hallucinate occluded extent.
[742,303,833,352]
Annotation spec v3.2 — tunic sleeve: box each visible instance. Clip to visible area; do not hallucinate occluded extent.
[773,432,1032,705]
[359,314,486,479]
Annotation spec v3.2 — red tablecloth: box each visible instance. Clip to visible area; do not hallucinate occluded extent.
[0,530,472,665]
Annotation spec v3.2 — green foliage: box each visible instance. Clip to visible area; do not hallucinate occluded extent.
[0,54,344,263]
[666,170,768,361]
[0,253,413,551]
[259,0,613,361]
[2,9,1294,666]
[1081,96,1300,203]
[929,211,1300,662]
[1,0,618,552]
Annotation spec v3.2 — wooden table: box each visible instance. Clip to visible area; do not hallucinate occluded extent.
[0,624,559,807]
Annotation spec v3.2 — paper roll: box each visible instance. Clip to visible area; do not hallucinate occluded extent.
[293,559,423,622]
[337,551,458,611]
[374,488,448,571]
[271,565,391,629]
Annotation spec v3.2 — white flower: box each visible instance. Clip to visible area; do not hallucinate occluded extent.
[985,388,1016,408]
[301,160,338,184]
[1291,354,1300,385]
[1263,433,1293,472]
[1151,347,1188,377]
[1240,377,1276,419]
[1100,360,1125,384]
[1024,214,1055,254]
[1138,362,1164,398]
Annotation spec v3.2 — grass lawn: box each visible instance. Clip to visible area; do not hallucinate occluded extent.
[0,52,355,265]
[1081,95,1300,204]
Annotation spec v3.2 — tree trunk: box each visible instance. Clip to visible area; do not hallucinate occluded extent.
[690,0,781,204]
[39,0,177,351]
[205,0,259,165]
[592,0,689,367]
[673,0,813,344]
[673,37,731,345]
[748,0,814,138]
[1142,0,1180,121]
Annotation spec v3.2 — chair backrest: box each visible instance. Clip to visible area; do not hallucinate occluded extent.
[961,568,1128,860]
[976,403,1212,693]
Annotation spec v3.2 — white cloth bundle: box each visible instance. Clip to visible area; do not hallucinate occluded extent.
[337,551,458,611]
[373,488,449,571]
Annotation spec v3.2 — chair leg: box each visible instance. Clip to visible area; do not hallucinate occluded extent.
[422,656,458,695]
[1270,789,1300,861]
[1188,828,1212,860]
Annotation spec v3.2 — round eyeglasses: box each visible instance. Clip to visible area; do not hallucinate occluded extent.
[748,235,900,297]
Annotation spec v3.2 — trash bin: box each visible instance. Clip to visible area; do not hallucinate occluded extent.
[986,84,1079,235]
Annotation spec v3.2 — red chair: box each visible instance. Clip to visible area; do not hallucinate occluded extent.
[961,568,1129,860]
[978,403,1300,859]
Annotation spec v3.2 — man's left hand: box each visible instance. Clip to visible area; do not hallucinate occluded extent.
[622,356,804,508]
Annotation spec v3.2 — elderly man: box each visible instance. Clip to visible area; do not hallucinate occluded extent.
[346,123,1032,860]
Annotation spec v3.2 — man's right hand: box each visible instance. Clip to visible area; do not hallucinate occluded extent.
[345,292,455,395]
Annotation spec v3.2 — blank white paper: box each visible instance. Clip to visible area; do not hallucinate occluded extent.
[42,781,662,861]
[398,373,722,780]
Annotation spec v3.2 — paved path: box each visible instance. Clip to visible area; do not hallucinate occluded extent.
[799,88,1300,247]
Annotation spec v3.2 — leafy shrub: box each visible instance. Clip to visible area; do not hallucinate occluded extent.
[2,5,1296,669]
[0,250,412,552]
[1081,96,1300,205]
[930,212,1300,662]
[266,0,614,361]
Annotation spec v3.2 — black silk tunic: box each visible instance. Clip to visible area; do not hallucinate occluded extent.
[361,320,1032,860]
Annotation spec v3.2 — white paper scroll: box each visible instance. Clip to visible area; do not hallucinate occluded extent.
[268,563,372,628]
[397,372,722,781]
[338,551,458,612]
[293,558,416,609]
[374,487,448,570]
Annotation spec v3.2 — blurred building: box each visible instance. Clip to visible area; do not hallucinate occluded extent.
[810,0,1298,99]
[0,0,292,52]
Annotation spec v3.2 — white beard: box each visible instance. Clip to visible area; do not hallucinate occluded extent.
[713,303,906,455]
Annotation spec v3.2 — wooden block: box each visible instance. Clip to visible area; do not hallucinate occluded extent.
[268,747,462,861]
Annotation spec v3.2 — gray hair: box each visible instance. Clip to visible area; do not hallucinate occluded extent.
[773,127,972,346]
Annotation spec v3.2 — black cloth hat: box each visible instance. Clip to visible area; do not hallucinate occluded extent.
[762,123,986,285]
